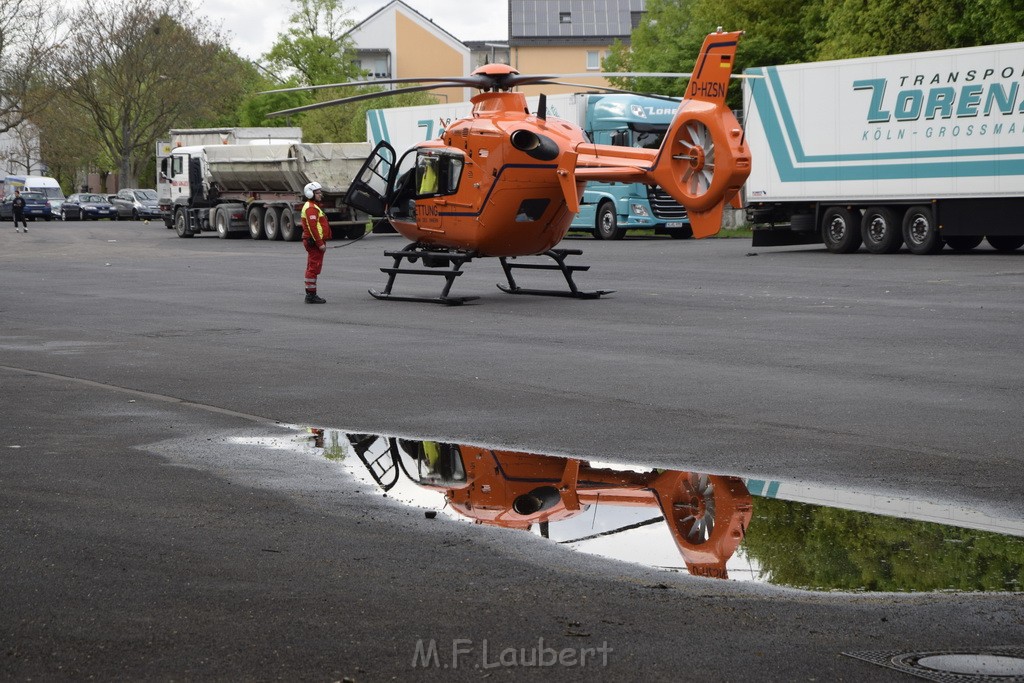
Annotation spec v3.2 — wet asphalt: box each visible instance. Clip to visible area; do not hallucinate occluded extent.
[1,220,1023,681]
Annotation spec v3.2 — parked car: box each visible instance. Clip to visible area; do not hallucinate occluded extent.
[110,188,161,220]
[0,191,52,221]
[106,195,129,220]
[60,193,118,221]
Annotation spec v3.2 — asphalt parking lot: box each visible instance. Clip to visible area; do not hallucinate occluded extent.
[2,221,1023,680]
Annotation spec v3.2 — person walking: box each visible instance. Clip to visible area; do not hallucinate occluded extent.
[12,190,28,232]
[301,181,332,304]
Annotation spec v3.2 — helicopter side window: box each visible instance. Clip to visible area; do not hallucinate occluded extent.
[446,158,463,193]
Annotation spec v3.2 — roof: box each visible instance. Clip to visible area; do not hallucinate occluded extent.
[350,0,466,47]
[510,0,645,42]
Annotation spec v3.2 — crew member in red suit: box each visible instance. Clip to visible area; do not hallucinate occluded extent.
[301,181,332,304]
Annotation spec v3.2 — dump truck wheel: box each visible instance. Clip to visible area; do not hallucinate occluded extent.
[248,206,266,239]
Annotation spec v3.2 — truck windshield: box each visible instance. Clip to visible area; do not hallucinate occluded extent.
[630,123,668,150]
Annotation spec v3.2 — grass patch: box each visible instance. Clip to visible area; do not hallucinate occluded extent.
[714,226,752,239]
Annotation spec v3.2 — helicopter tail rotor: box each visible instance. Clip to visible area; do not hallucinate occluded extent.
[649,30,750,238]
[567,30,750,238]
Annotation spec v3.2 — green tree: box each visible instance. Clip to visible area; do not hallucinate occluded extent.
[55,0,249,187]
[33,92,102,192]
[262,0,362,86]
[606,0,826,106]
[606,0,1024,108]
[813,0,1024,59]
[250,0,435,141]
[742,497,1024,591]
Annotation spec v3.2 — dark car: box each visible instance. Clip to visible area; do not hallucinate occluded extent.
[0,191,52,221]
[60,193,118,221]
[110,188,161,220]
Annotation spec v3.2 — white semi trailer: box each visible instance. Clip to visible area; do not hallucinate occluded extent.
[743,41,1024,254]
[157,129,371,241]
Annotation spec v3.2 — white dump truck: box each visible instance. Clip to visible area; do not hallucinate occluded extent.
[156,128,371,240]
[743,41,1024,254]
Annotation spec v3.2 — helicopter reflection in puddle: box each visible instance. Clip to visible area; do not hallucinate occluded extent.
[343,433,752,580]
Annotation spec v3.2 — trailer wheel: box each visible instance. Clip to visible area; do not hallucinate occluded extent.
[985,235,1024,252]
[594,202,625,240]
[174,208,192,238]
[861,206,903,254]
[821,207,861,253]
[263,206,282,240]
[944,236,983,252]
[902,205,942,254]
[279,207,300,242]
[247,206,266,239]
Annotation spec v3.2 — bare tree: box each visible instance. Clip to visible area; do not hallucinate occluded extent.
[55,0,248,186]
[0,120,41,174]
[0,0,65,135]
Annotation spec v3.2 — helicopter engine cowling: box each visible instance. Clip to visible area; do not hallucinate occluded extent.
[509,129,560,161]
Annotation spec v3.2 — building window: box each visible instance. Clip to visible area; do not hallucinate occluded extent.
[586,51,600,70]
[559,11,571,23]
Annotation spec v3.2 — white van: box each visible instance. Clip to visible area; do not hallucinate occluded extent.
[4,175,66,215]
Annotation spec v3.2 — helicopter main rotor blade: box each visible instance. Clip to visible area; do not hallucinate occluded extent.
[516,71,759,83]
[266,82,471,118]
[261,75,492,95]
[539,81,684,103]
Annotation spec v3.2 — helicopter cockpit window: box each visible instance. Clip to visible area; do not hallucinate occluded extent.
[414,152,465,198]
[417,156,439,194]
[515,198,550,222]
[395,439,467,486]
[388,150,419,219]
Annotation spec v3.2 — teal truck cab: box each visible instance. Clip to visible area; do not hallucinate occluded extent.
[568,94,691,240]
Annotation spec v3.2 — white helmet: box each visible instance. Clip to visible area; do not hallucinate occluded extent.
[303,181,322,199]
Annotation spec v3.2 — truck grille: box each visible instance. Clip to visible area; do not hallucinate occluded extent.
[647,187,688,219]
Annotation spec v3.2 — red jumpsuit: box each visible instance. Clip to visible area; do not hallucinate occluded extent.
[302,199,332,296]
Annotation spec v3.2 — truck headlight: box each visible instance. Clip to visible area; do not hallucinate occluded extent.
[630,203,649,217]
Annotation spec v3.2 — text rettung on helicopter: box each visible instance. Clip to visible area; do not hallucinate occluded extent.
[267,30,752,305]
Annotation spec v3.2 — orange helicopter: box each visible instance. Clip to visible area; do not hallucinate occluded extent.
[346,434,753,579]
[269,30,751,304]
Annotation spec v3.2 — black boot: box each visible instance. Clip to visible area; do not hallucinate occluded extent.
[305,292,326,304]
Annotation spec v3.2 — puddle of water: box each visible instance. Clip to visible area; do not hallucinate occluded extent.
[235,429,1024,593]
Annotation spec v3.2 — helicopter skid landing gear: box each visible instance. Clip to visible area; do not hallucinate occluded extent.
[498,248,613,299]
[370,243,480,305]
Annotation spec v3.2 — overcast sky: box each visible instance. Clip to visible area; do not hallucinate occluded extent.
[203,0,509,61]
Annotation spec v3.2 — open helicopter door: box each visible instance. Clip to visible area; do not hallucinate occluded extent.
[343,141,397,217]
